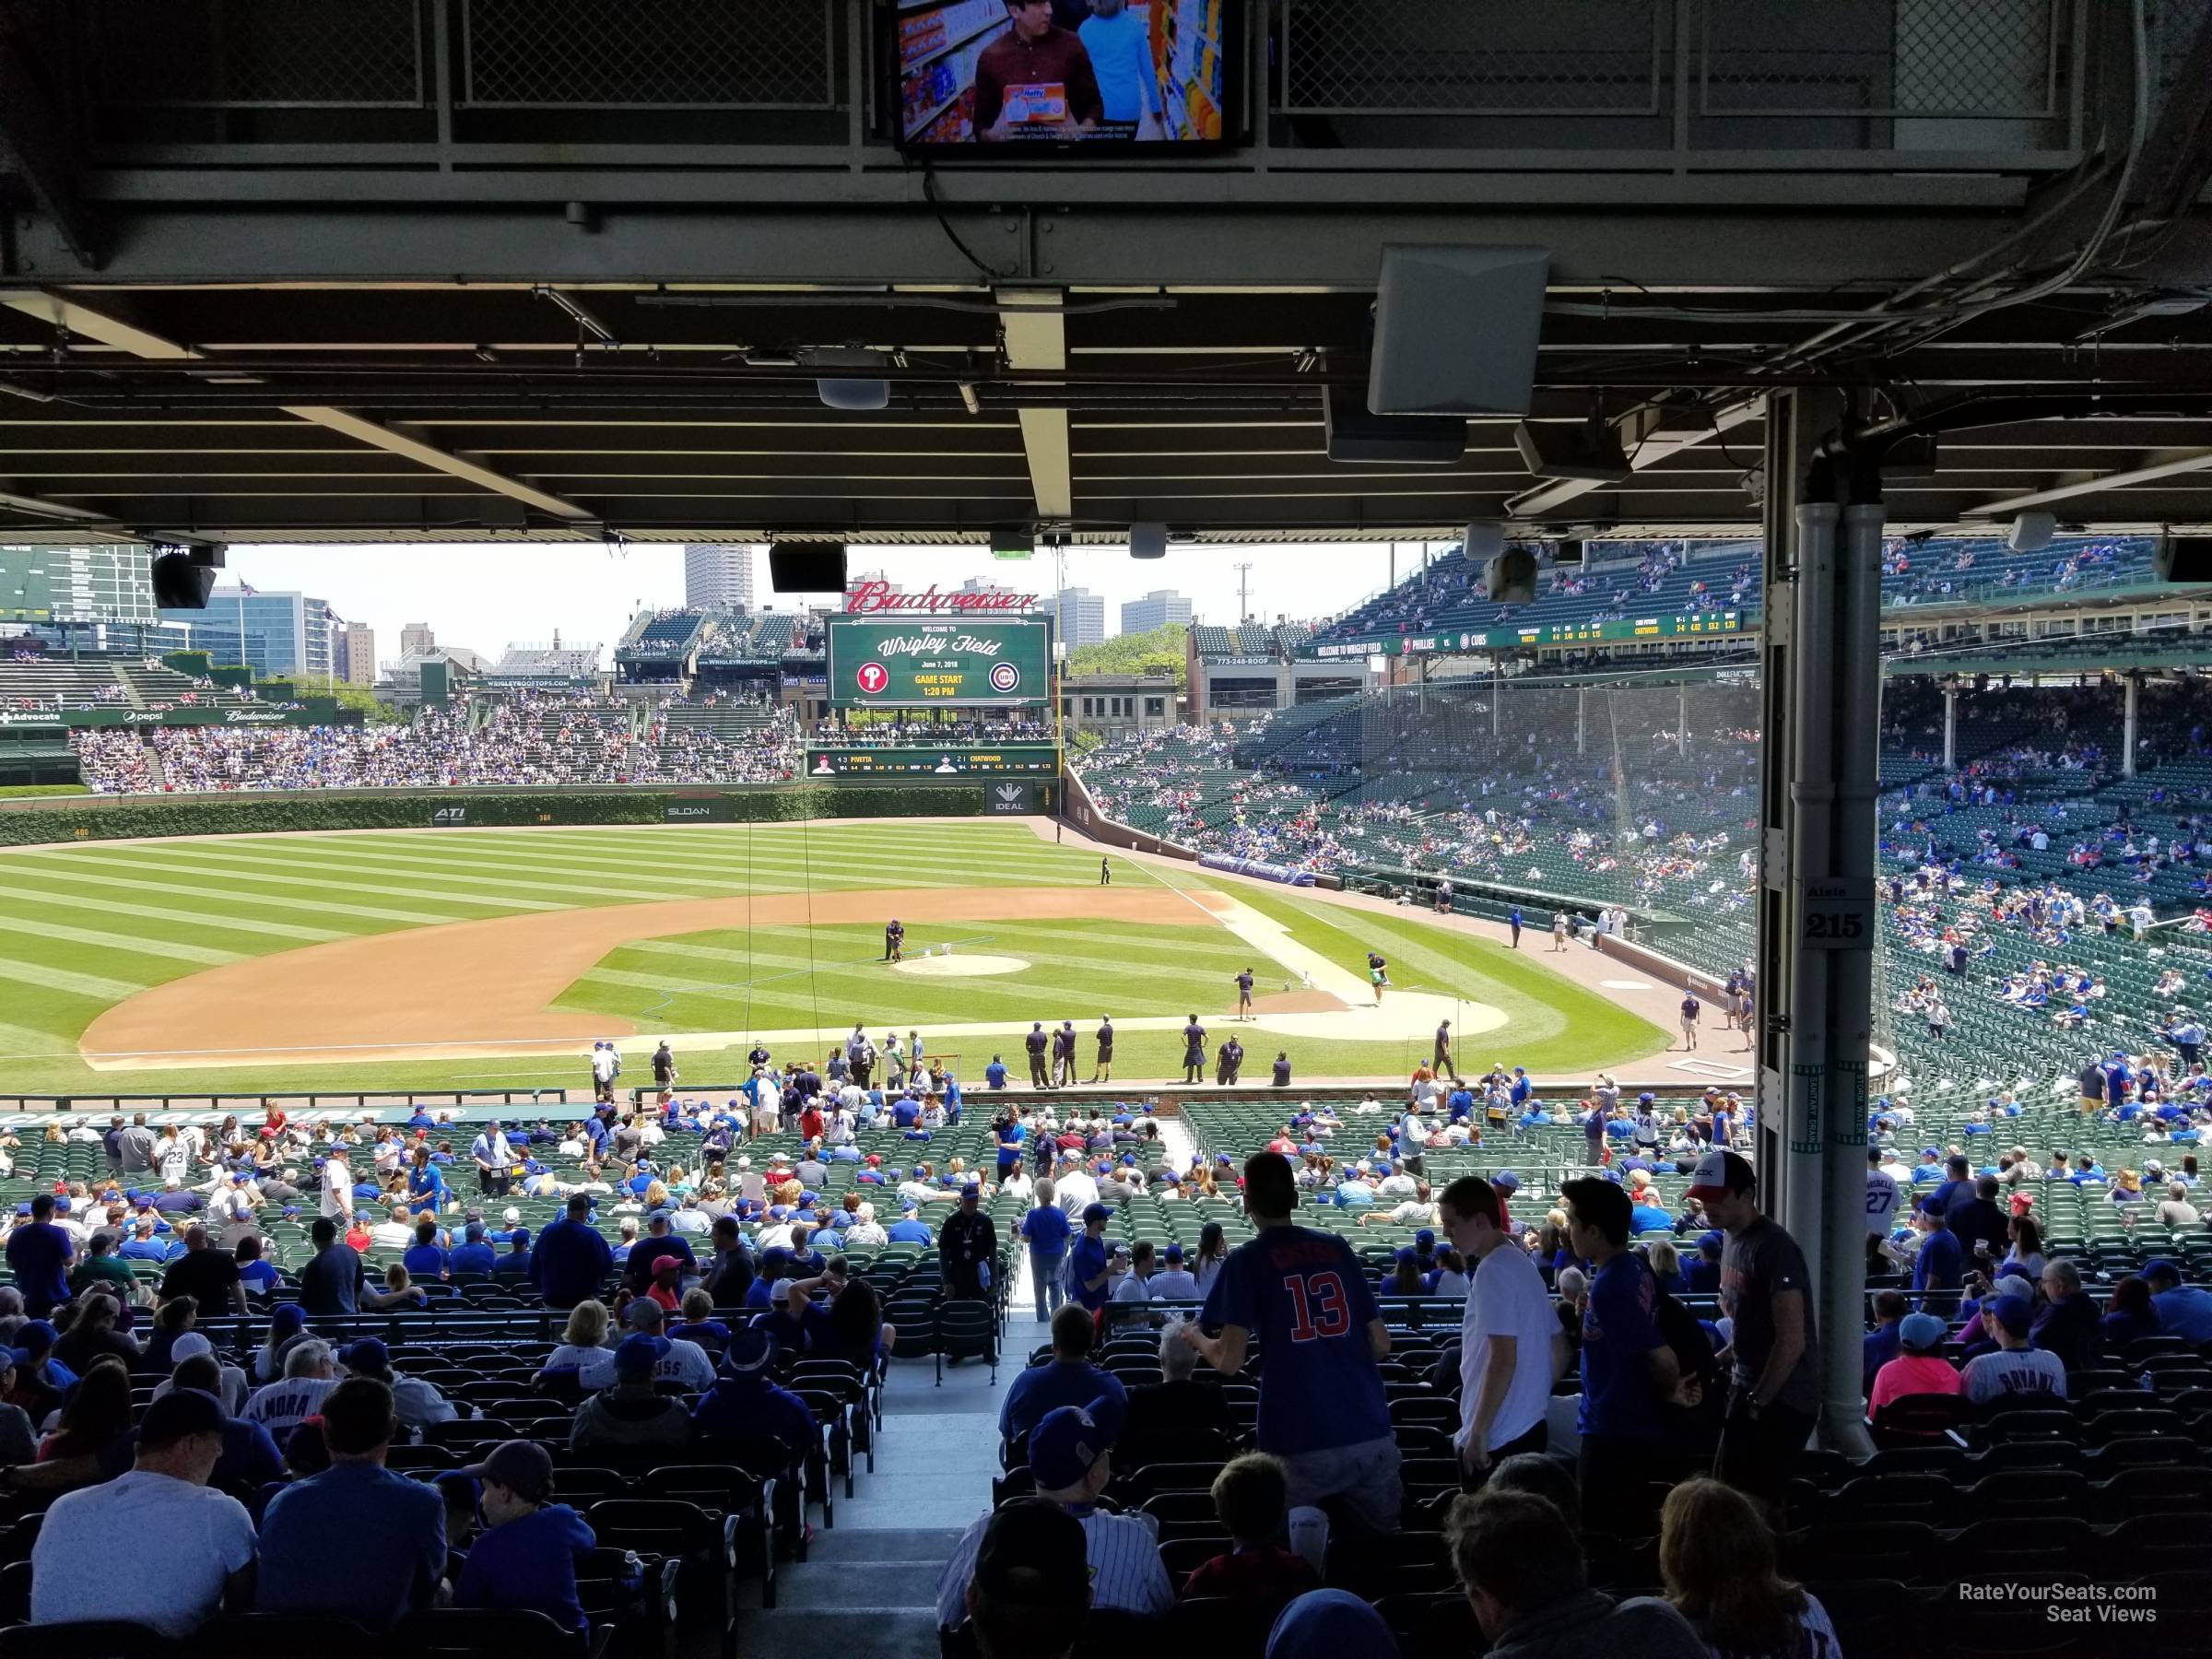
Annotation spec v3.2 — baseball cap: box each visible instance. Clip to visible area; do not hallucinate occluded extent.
[1899,1312,1948,1353]
[1994,1275,2034,1302]
[337,1337,390,1375]
[270,1304,306,1338]
[970,1498,1090,1613]
[2143,1259,2184,1286]
[1491,1170,1521,1194]
[502,1207,521,1225]
[1082,1203,1111,1225]
[724,1327,772,1375]
[461,1440,555,1502]
[1638,1091,1655,1104]
[1413,1229,1435,1253]
[137,1387,227,1449]
[1029,1396,1122,1491]
[1162,1243,1183,1261]
[168,1332,214,1365]
[1266,1589,1400,1659]
[2008,1190,2036,1217]
[1989,1295,2034,1336]
[613,1332,663,1380]
[1686,1149,1757,1205]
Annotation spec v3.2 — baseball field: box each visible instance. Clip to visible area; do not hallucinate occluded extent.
[0,819,1669,1098]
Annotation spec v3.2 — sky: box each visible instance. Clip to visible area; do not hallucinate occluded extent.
[221,539,1449,670]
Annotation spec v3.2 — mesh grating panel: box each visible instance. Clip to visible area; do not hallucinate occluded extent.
[461,0,837,110]
[1702,0,2058,120]
[1277,0,1663,115]
[83,0,425,109]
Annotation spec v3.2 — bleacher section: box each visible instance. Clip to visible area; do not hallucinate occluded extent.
[0,657,133,711]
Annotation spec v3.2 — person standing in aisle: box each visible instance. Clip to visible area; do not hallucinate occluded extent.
[1688,1150,1819,1521]
[1440,1175,1562,1477]
[1184,1152,1400,1567]
[1021,1180,1071,1323]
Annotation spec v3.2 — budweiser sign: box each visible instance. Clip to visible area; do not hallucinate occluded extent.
[843,580,1041,616]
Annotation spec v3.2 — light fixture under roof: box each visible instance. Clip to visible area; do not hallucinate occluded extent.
[808,347,889,412]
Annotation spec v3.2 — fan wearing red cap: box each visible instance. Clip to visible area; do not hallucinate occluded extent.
[1689,1149,1821,1519]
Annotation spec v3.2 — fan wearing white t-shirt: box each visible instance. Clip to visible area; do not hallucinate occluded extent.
[1441,1173,1566,1474]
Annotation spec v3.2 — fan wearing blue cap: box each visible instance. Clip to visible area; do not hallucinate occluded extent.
[691,1327,817,1453]
[1866,1311,1962,1418]
[453,1439,595,1632]
[1959,1293,2067,1406]
[935,1395,1171,1633]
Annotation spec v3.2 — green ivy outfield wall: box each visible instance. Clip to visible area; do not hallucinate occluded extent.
[0,782,999,846]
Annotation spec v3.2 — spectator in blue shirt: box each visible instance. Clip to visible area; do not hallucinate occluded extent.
[985,1056,1009,1090]
[1020,1184,1073,1323]
[2143,1260,2212,1344]
[1068,1204,1114,1312]
[448,1222,498,1276]
[453,1441,594,1633]
[400,1219,448,1281]
[1862,1289,1907,1394]
[257,1376,445,1628]
[1560,1174,1682,1542]
[999,1304,1127,1461]
[692,1328,817,1459]
[529,1194,614,1309]
[886,1204,935,1246]
[6,1195,74,1318]
[1910,1204,1964,1300]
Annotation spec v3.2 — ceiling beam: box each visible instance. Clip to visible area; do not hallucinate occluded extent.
[0,289,197,359]
[1505,394,1764,521]
[279,405,597,521]
[0,486,108,522]
[998,290,1072,521]
[1968,451,2212,515]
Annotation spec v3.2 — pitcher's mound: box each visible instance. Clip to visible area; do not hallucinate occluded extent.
[893,953,1029,978]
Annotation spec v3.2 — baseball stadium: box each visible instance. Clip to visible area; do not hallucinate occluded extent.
[2,5,2212,1658]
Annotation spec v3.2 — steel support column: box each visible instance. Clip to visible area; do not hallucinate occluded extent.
[2124,675,2139,778]
[1755,386,1878,1458]
[1944,682,1958,771]
[1578,687,1588,757]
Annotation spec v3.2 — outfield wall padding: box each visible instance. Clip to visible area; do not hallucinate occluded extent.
[0,782,987,846]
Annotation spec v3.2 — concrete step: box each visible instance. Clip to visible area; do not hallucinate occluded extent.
[774,1560,944,1610]
[729,1607,941,1658]
[806,1526,969,1566]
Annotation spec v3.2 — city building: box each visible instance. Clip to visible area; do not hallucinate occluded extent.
[1053,586,1107,650]
[399,621,435,658]
[162,588,334,679]
[0,545,159,626]
[337,623,377,686]
[1059,673,1179,737]
[684,545,756,611]
[1120,589,1193,635]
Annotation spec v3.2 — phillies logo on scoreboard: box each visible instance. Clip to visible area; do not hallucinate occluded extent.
[988,662,1022,693]
[855,661,891,695]
[844,579,1040,615]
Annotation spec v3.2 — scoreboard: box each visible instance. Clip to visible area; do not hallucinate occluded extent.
[826,618,1050,708]
[805,745,1061,777]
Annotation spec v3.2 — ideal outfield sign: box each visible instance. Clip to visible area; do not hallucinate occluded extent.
[825,617,1050,708]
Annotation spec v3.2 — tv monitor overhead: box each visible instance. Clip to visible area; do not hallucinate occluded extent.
[892,0,1232,151]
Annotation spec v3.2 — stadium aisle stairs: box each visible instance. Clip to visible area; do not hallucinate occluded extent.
[726,1349,1002,1656]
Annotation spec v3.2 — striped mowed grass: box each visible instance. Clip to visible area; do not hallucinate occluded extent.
[0,821,1665,1095]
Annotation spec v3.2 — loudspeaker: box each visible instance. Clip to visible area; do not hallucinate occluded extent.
[1484,547,1537,603]
[150,549,218,609]
[1129,523,1168,559]
[1514,420,1630,483]
[2006,512,2056,553]
[2155,532,2212,583]
[1367,244,1550,418]
[1324,385,1465,465]
[1463,522,1505,560]
[769,542,847,594]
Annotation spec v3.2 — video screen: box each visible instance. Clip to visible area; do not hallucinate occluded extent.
[892,0,1229,149]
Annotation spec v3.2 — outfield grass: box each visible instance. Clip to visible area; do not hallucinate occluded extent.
[0,822,1667,1098]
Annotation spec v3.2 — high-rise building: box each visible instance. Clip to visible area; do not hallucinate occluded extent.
[400,622,435,658]
[338,624,377,686]
[1120,589,1193,634]
[1053,587,1107,650]
[163,589,334,679]
[0,545,159,625]
[684,545,756,610]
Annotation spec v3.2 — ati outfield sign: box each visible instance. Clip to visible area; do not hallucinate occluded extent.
[825,617,1051,708]
[842,580,1041,616]
[0,706,321,729]
[806,744,1059,777]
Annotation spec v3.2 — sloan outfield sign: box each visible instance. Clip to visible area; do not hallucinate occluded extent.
[825,617,1051,708]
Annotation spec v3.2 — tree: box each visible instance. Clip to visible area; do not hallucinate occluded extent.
[1063,623,1187,688]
